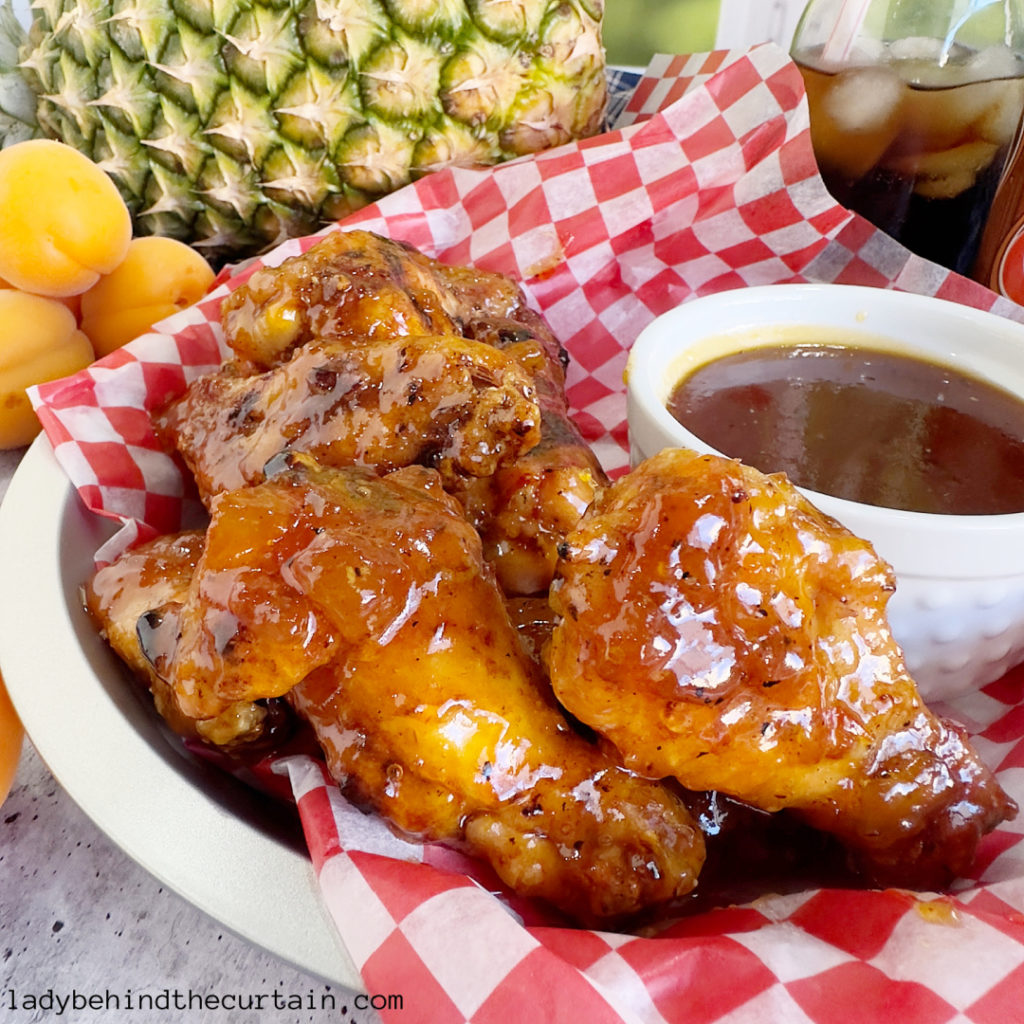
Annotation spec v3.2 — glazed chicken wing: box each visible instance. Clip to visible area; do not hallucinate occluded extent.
[159,455,704,924]
[220,229,465,370]
[220,228,568,372]
[452,410,607,595]
[436,274,611,594]
[445,287,610,593]
[548,448,1016,888]
[156,334,541,503]
[215,228,607,593]
[84,531,273,748]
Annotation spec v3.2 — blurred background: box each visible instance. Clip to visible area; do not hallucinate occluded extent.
[6,0,812,68]
[604,0,807,67]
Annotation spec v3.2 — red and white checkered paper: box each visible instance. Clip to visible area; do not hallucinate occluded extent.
[28,42,1024,1023]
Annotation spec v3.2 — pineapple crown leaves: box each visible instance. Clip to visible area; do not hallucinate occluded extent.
[0,0,41,144]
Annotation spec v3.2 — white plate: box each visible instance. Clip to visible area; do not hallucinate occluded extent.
[0,436,361,990]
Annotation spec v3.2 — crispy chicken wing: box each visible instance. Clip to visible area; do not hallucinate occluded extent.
[84,531,274,748]
[156,335,541,503]
[220,227,573,400]
[215,228,606,593]
[452,411,607,595]
[220,230,464,370]
[157,455,704,924]
[548,448,1016,888]
[434,277,611,594]
[220,229,541,371]
[166,476,339,722]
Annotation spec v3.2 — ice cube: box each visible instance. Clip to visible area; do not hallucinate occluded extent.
[891,139,999,199]
[809,66,905,179]
[888,36,947,64]
[898,43,1024,88]
[890,39,982,88]
[967,45,1024,84]
[978,79,1024,144]
[795,37,885,75]
[900,79,1012,151]
[824,66,904,134]
[844,37,887,68]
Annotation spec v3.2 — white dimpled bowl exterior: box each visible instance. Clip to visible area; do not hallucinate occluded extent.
[625,284,1024,702]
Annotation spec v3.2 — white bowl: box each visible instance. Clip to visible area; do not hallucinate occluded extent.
[626,284,1024,702]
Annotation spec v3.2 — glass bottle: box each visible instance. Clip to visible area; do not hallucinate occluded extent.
[791,0,1024,275]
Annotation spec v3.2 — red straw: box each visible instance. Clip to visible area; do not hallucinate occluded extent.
[821,0,872,63]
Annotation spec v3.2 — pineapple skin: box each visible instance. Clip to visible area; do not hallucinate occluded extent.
[16,0,606,262]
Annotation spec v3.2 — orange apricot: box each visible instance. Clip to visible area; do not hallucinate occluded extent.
[0,290,95,449]
[80,237,215,357]
[0,139,132,298]
[0,669,24,808]
[2,271,81,319]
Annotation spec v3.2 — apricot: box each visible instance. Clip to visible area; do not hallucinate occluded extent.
[0,139,132,298]
[80,237,215,357]
[0,290,95,449]
[2,272,82,319]
[0,669,24,808]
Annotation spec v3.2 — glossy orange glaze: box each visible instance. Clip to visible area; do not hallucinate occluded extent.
[220,230,464,370]
[219,230,547,373]
[505,594,558,669]
[456,303,611,596]
[159,456,703,924]
[210,228,603,597]
[156,334,542,504]
[84,530,275,748]
[549,448,1016,888]
[85,531,207,736]
[168,484,340,721]
[452,422,606,596]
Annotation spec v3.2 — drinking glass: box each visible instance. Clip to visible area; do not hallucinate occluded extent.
[791,0,1024,273]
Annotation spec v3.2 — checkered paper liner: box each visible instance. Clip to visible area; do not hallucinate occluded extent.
[28,42,1024,1022]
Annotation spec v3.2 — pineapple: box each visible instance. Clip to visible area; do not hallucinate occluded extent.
[0,0,605,262]
[0,1,38,144]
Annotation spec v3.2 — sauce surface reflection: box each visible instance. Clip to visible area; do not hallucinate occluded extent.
[667,344,1024,515]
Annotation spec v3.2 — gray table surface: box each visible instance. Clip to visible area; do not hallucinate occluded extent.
[0,446,377,1024]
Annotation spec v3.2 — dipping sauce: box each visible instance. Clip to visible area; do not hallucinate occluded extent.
[667,344,1024,515]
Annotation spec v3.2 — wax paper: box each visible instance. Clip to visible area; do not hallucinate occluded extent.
[29,43,1024,1024]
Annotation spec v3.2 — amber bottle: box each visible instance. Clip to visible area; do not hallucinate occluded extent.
[973,124,1024,302]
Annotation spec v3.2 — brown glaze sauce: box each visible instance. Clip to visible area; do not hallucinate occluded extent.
[667,344,1024,515]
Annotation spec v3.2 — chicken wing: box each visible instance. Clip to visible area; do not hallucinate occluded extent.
[156,334,541,503]
[216,228,607,593]
[221,227,573,396]
[444,286,610,594]
[157,454,704,924]
[220,229,463,370]
[548,448,1016,888]
[452,411,607,595]
[83,530,275,748]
